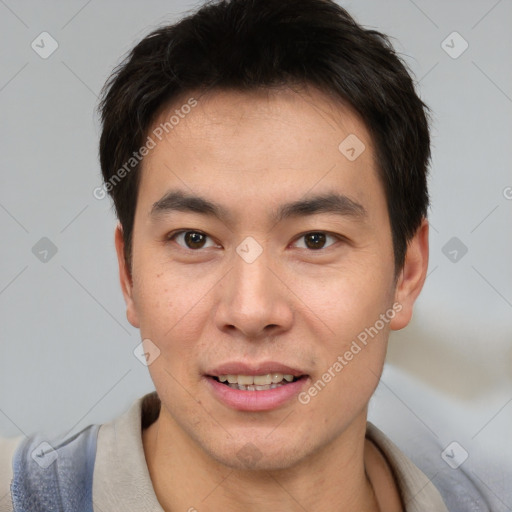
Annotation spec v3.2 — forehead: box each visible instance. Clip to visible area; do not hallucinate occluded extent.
[138,86,384,224]
[149,86,373,158]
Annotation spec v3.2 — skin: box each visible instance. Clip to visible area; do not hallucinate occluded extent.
[115,86,429,511]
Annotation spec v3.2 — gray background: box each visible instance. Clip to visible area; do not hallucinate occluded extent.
[1,0,511,507]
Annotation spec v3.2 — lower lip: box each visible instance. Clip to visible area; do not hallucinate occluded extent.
[205,376,309,411]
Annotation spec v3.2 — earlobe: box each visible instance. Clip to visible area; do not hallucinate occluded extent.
[114,223,140,328]
[390,218,429,331]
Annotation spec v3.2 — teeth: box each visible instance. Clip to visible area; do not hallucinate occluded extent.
[228,382,285,391]
[254,374,272,385]
[218,373,296,386]
[237,375,254,386]
[271,373,283,383]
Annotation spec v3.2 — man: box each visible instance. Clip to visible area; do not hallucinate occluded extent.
[2,0,478,510]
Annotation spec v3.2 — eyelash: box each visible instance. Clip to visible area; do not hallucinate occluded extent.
[166,230,344,252]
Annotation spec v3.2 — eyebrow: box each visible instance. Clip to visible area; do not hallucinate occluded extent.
[150,189,367,225]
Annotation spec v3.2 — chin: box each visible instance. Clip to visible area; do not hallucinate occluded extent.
[204,437,310,472]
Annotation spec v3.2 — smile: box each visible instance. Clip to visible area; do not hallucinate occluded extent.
[214,373,298,391]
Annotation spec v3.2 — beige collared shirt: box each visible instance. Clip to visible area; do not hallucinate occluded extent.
[1,392,448,511]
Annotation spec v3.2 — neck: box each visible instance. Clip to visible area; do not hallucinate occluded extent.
[142,408,395,512]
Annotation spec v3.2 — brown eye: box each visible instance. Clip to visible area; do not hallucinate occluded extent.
[184,231,206,249]
[293,232,339,250]
[169,231,216,250]
[304,232,327,250]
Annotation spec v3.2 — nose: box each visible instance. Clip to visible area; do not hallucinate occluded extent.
[213,246,294,340]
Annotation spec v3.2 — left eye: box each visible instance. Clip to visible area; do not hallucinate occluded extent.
[293,232,339,250]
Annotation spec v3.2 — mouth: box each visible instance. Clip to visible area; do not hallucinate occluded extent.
[210,373,306,391]
[204,363,310,411]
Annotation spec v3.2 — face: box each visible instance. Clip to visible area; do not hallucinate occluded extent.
[116,86,427,471]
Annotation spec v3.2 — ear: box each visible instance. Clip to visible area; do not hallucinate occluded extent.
[114,223,140,328]
[390,218,429,331]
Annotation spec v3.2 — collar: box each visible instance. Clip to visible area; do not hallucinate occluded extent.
[92,391,447,511]
[365,422,448,511]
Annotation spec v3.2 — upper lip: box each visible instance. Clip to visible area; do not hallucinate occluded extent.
[206,361,307,377]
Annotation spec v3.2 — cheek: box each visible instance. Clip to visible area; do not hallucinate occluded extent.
[131,259,217,367]
[297,259,394,338]
[132,275,174,340]
[295,260,393,399]
[133,255,194,332]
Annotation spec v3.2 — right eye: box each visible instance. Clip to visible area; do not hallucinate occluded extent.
[167,230,219,250]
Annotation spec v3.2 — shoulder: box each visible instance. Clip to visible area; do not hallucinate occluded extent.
[366,422,500,512]
[0,392,159,512]
[9,424,100,512]
[0,436,24,512]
